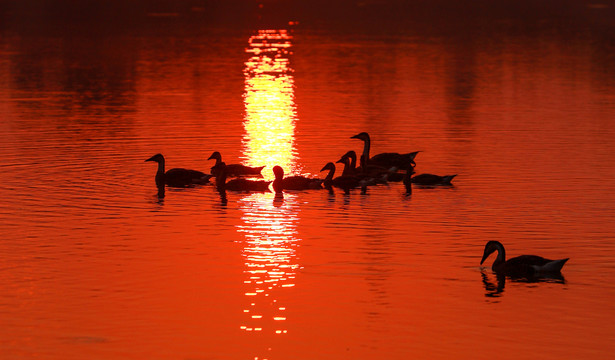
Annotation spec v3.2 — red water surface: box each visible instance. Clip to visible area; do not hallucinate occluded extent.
[1,7,615,360]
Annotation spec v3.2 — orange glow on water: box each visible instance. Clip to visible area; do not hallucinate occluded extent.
[243,29,298,180]
[2,13,615,360]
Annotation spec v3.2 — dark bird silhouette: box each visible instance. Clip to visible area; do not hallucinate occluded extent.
[320,162,362,194]
[337,150,393,180]
[350,132,419,170]
[208,151,265,177]
[336,152,387,185]
[272,166,323,193]
[402,163,456,186]
[145,153,211,188]
[480,240,569,277]
[337,150,359,176]
[411,173,456,185]
[215,162,271,192]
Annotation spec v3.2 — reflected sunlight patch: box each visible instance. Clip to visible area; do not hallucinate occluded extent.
[243,29,298,180]
[237,191,300,335]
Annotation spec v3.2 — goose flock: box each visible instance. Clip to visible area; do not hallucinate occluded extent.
[145,131,456,195]
[145,131,569,278]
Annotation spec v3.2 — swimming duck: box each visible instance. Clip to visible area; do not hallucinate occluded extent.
[145,153,211,188]
[272,166,323,193]
[350,132,419,170]
[411,173,456,185]
[215,162,271,192]
[480,240,569,277]
[402,163,456,186]
[208,151,265,177]
[320,162,362,193]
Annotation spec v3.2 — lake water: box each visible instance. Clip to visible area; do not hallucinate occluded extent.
[1,2,614,359]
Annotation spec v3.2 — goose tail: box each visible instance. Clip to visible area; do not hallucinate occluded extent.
[534,258,569,273]
[442,175,457,184]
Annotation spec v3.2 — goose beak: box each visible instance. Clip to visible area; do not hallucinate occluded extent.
[350,134,360,139]
[145,155,156,162]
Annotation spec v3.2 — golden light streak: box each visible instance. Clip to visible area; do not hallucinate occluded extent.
[237,192,300,334]
[237,30,302,338]
[242,29,299,180]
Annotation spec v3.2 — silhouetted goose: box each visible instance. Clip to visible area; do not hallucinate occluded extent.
[215,162,271,192]
[336,153,386,185]
[350,132,419,169]
[411,173,456,185]
[402,163,455,186]
[320,162,362,193]
[480,240,569,277]
[208,151,265,177]
[337,150,387,177]
[272,166,323,193]
[145,153,211,188]
[336,151,358,176]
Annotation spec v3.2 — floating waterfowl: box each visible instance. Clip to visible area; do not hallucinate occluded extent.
[411,173,456,185]
[480,240,569,277]
[336,152,387,185]
[350,132,419,170]
[208,151,265,177]
[215,162,271,192]
[145,153,211,188]
[272,166,323,193]
[320,162,362,193]
[401,162,455,186]
[337,150,391,179]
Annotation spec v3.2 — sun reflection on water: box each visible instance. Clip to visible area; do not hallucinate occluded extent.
[243,29,298,180]
[237,29,301,336]
[236,193,300,335]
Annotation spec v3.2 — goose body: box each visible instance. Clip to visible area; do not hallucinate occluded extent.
[272,166,323,192]
[145,153,211,188]
[411,173,456,185]
[480,240,569,277]
[401,162,456,186]
[208,151,265,177]
[215,162,271,192]
[350,132,419,169]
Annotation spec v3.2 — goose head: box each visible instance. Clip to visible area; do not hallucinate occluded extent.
[338,150,357,163]
[336,155,350,166]
[272,165,285,180]
[480,241,504,265]
[344,150,357,161]
[145,153,165,163]
[207,151,222,161]
[320,162,336,173]
[350,132,370,142]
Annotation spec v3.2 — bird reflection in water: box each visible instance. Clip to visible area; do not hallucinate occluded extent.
[156,185,165,200]
[481,269,566,298]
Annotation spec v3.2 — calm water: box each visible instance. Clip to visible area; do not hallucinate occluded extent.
[1,2,615,359]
